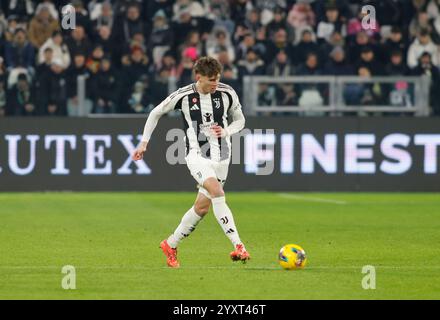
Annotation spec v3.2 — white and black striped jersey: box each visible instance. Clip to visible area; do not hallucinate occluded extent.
[141,82,245,162]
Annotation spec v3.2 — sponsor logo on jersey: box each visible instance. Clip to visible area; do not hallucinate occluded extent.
[190,104,200,111]
[203,113,212,122]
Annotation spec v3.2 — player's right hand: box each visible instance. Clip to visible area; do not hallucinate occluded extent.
[132,142,148,161]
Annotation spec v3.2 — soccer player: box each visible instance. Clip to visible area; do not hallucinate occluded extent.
[132,56,250,268]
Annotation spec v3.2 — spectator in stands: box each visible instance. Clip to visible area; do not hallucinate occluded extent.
[313,0,351,24]
[145,0,174,21]
[92,55,118,113]
[266,28,294,65]
[206,29,235,62]
[157,51,177,75]
[35,0,58,21]
[149,9,174,68]
[86,44,105,75]
[266,6,293,42]
[71,0,92,36]
[347,66,383,107]
[205,0,234,35]
[112,0,143,17]
[34,46,52,113]
[151,67,171,106]
[123,46,151,78]
[411,52,440,115]
[236,31,257,61]
[180,30,204,61]
[42,58,67,116]
[296,52,325,110]
[35,46,53,77]
[38,31,70,70]
[244,8,262,37]
[230,0,251,26]
[319,29,346,59]
[324,46,354,75]
[237,48,265,78]
[176,46,196,87]
[222,64,242,97]
[267,50,295,77]
[287,1,316,44]
[427,0,440,19]
[113,2,150,45]
[385,50,410,76]
[371,0,406,28]
[407,29,440,68]
[65,52,92,116]
[91,0,114,33]
[28,4,59,49]
[66,25,92,57]
[292,29,319,66]
[348,30,381,64]
[120,47,152,112]
[357,46,384,76]
[4,28,35,73]
[217,49,238,77]
[95,25,116,63]
[409,10,440,43]
[276,83,297,107]
[173,0,206,19]
[257,83,276,109]
[316,4,347,45]
[267,51,297,106]
[3,15,21,43]
[124,31,147,60]
[8,0,34,22]
[296,52,323,77]
[253,0,287,25]
[128,75,154,114]
[383,26,409,62]
[6,72,36,116]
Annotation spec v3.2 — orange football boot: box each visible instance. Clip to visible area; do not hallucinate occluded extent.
[230,244,250,263]
[160,240,180,268]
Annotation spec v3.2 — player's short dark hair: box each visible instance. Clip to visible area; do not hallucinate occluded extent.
[193,56,223,77]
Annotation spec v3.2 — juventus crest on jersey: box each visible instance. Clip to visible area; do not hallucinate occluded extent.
[144,82,245,162]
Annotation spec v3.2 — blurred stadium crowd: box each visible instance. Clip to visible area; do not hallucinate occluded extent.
[0,0,439,117]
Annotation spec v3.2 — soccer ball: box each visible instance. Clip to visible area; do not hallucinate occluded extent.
[278,244,307,270]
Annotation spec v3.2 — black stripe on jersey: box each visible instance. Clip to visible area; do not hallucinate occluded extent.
[174,96,185,110]
[218,83,232,90]
[211,91,230,161]
[169,86,194,101]
[220,90,233,110]
[187,92,210,158]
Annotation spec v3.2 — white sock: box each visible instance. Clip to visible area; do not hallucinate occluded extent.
[167,206,203,248]
[211,196,242,247]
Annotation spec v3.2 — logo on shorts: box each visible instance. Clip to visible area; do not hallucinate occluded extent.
[203,113,212,122]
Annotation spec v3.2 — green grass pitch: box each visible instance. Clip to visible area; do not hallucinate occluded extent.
[0,192,439,300]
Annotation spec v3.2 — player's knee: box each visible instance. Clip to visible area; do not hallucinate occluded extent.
[194,203,210,216]
[203,178,225,198]
[210,189,225,198]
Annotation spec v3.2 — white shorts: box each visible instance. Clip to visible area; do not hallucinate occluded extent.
[185,150,229,199]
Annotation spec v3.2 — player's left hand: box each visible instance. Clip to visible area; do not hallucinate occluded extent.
[210,125,226,138]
